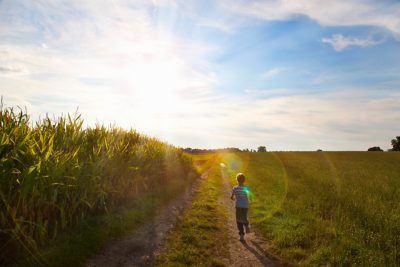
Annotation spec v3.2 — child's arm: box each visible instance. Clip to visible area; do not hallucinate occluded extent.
[230,192,235,200]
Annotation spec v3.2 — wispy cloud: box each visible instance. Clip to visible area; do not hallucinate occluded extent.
[0,50,31,75]
[197,19,235,33]
[259,68,283,80]
[225,87,400,150]
[0,65,30,75]
[149,84,400,150]
[322,34,382,51]
[221,0,400,37]
[244,88,292,98]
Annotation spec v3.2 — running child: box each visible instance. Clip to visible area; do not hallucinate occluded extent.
[230,173,251,241]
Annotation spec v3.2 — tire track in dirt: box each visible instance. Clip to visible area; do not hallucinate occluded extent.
[86,170,209,267]
[219,165,287,267]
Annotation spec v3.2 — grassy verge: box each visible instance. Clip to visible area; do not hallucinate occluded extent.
[155,156,229,266]
[13,181,195,267]
[222,152,400,266]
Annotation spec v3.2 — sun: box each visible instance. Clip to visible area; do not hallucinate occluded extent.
[130,58,182,111]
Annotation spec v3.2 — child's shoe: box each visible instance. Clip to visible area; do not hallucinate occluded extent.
[245,224,251,233]
[239,234,245,241]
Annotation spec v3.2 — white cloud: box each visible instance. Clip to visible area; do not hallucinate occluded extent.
[197,19,235,33]
[0,64,30,75]
[218,87,400,150]
[259,68,283,80]
[322,34,382,51]
[221,0,400,37]
[0,50,32,76]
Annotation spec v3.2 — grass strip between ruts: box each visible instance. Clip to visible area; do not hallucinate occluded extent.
[155,160,229,266]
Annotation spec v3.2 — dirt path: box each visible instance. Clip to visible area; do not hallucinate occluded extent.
[86,170,208,267]
[219,166,286,267]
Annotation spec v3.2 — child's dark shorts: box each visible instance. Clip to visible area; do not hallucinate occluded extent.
[235,207,248,224]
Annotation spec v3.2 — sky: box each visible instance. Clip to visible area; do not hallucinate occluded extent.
[1,0,400,151]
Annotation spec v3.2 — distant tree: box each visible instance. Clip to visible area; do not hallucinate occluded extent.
[257,146,267,152]
[317,149,323,152]
[391,136,400,151]
[368,146,383,152]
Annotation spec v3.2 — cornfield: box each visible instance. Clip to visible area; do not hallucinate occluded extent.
[0,103,195,264]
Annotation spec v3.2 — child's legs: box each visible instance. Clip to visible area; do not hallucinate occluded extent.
[237,221,245,235]
[235,207,249,234]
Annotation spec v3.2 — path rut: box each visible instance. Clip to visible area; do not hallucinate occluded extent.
[85,171,207,267]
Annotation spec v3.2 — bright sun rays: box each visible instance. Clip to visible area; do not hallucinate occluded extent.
[128,59,181,111]
[1,1,400,150]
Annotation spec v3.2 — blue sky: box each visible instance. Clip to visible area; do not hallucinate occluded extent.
[1,0,400,150]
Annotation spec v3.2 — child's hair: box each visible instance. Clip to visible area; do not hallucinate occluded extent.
[236,173,246,184]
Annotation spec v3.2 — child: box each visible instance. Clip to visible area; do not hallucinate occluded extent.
[230,173,251,241]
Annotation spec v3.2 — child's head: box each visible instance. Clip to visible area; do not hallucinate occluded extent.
[236,173,246,185]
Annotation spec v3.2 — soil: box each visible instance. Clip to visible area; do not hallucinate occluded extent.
[85,170,208,267]
[219,166,287,267]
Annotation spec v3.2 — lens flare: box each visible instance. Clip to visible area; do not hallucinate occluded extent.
[243,186,250,194]
[220,152,249,172]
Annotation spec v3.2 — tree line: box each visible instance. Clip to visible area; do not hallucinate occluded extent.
[368,136,400,151]
[182,136,400,153]
[183,146,268,154]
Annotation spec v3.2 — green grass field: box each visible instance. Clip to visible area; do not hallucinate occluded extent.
[221,152,400,266]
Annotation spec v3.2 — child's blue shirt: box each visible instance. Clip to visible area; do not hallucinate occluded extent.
[232,185,249,208]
